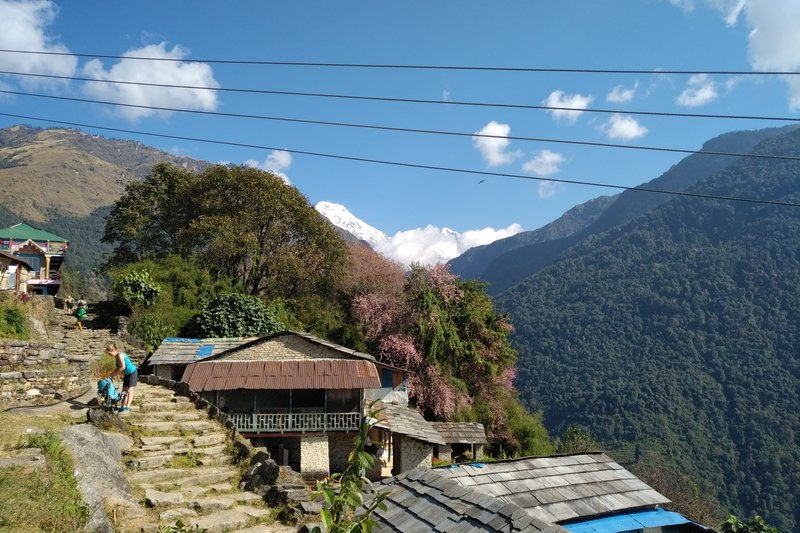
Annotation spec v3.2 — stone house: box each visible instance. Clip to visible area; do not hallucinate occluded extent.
[0,251,33,292]
[430,421,488,463]
[0,223,68,296]
[181,330,443,479]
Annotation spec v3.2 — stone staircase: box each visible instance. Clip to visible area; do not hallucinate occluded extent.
[118,382,296,533]
[49,305,146,365]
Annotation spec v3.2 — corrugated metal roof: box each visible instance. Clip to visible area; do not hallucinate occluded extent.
[182,359,381,391]
[0,251,32,269]
[431,422,488,445]
[0,223,68,243]
[148,337,256,365]
[374,401,446,445]
[563,508,696,533]
[444,453,671,524]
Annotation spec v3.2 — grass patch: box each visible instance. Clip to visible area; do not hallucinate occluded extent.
[166,451,200,469]
[0,431,88,532]
[0,411,75,450]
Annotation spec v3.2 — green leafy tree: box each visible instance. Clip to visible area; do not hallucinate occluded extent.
[556,425,601,454]
[312,404,389,533]
[721,515,779,533]
[187,293,284,338]
[112,269,161,309]
[102,162,198,267]
[187,165,348,298]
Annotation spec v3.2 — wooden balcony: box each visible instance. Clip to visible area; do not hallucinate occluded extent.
[229,411,361,433]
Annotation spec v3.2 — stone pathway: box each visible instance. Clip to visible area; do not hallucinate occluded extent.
[118,383,297,533]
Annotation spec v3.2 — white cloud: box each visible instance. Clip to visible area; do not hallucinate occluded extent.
[244,149,292,184]
[81,42,219,120]
[538,181,560,199]
[544,90,594,124]
[442,89,451,101]
[669,0,695,11]
[0,0,77,85]
[522,150,565,177]
[606,82,639,103]
[743,0,800,109]
[602,114,648,140]
[472,121,522,167]
[375,223,524,266]
[676,73,718,107]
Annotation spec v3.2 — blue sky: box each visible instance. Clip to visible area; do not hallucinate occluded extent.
[1,0,799,264]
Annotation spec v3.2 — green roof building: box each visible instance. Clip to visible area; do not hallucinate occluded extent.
[0,223,69,295]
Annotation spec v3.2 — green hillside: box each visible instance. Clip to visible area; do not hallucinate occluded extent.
[498,127,800,530]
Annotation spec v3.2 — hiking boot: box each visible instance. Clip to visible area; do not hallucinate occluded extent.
[117,407,130,415]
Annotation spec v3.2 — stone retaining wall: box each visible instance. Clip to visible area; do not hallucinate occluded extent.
[0,339,88,407]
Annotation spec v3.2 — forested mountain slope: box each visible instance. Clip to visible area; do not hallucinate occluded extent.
[454,125,799,296]
[498,127,800,530]
[449,194,617,281]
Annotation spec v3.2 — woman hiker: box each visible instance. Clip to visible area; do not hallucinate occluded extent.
[106,342,137,414]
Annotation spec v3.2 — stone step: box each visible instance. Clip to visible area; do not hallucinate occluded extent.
[139,401,197,413]
[127,454,173,470]
[141,436,183,446]
[153,467,239,490]
[186,509,250,533]
[194,433,227,447]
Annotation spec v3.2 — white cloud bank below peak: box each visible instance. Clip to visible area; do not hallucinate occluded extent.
[374,223,524,266]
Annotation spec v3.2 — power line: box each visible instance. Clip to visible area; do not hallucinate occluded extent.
[0,49,798,75]
[3,88,800,163]
[1,70,799,123]
[2,111,799,209]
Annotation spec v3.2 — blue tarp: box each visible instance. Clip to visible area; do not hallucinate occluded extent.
[564,508,692,533]
[196,345,214,357]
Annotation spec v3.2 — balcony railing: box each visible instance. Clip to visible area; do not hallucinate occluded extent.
[229,412,361,433]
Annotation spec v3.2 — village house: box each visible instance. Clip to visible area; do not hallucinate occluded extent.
[0,250,33,292]
[430,421,488,463]
[179,330,444,479]
[0,223,68,296]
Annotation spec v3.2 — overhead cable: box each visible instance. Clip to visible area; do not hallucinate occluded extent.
[0,49,798,75]
[1,70,799,123]
[3,89,800,163]
[2,111,799,209]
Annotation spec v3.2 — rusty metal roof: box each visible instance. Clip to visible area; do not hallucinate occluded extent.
[181,358,381,391]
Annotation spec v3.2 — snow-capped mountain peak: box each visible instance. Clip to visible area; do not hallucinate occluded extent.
[315,201,388,246]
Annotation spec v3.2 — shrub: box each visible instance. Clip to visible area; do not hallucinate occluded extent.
[186,293,284,338]
[112,269,161,309]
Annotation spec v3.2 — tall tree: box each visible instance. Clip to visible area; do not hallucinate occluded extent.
[188,165,348,298]
[102,162,197,267]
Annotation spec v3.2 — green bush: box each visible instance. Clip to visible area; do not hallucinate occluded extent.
[0,302,28,340]
[186,293,284,338]
[128,311,177,353]
[112,269,161,309]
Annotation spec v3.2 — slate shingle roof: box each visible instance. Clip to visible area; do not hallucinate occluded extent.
[372,467,567,533]
[431,422,488,445]
[375,401,446,446]
[371,454,673,532]
[208,331,378,362]
[149,337,256,366]
[444,453,671,524]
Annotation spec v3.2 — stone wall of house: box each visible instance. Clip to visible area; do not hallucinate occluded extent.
[224,334,352,361]
[328,432,354,474]
[0,339,87,408]
[300,435,330,478]
[435,444,452,463]
[399,435,433,472]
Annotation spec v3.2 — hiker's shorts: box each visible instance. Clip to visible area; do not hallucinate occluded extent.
[123,370,138,388]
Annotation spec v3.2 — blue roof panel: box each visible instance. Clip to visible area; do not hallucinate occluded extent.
[196,345,214,357]
[564,508,691,533]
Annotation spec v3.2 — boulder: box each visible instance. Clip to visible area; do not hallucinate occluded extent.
[87,407,128,432]
[61,424,143,533]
